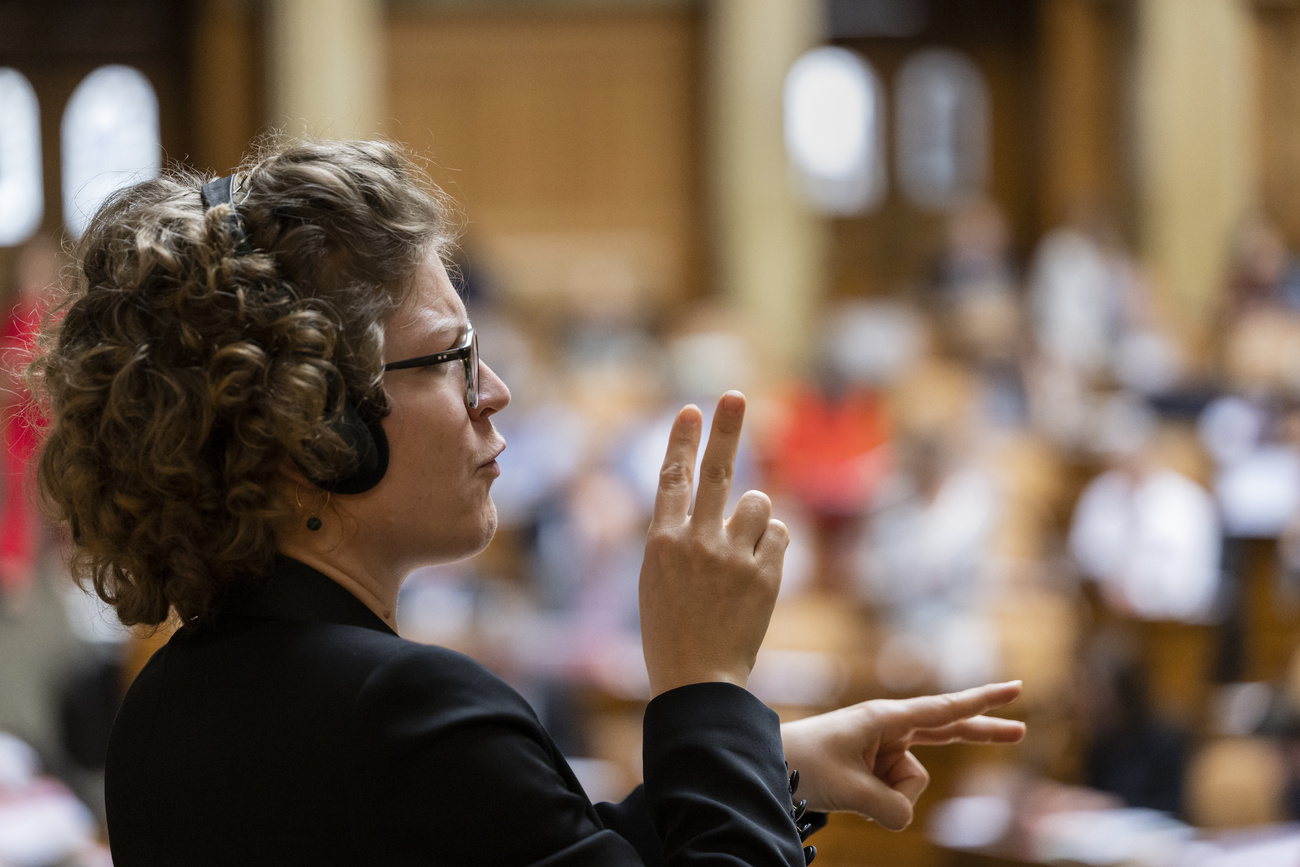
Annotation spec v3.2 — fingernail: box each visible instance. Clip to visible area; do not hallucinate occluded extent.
[721,391,744,411]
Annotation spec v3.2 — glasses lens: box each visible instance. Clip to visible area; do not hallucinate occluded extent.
[465,331,480,409]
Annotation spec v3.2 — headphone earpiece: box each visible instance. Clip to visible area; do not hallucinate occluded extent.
[300,397,390,496]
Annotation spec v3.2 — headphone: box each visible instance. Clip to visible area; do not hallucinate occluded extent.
[200,175,390,495]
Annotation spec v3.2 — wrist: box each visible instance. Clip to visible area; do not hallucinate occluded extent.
[648,669,749,699]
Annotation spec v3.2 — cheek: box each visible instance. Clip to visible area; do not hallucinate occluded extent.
[382,393,466,483]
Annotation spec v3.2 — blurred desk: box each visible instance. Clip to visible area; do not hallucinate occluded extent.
[939,853,1028,867]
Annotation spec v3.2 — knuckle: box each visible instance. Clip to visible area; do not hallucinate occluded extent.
[700,461,732,487]
[658,462,691,488]
[644,528,677,553]
[686,533,716,561]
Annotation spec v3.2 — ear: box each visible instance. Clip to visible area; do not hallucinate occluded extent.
[276,458,313,489]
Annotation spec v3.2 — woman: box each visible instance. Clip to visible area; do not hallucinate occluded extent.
[29,138,1024,865]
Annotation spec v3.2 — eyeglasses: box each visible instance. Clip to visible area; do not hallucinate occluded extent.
[383,326,480,409]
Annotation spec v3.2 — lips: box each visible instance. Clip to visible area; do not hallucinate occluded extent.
[479,440,506,468]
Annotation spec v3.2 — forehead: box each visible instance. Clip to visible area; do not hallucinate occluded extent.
[386,252,466,342]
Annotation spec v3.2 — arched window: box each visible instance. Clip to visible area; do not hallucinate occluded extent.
[62,65,161,238]
[0,68,44,247]
[784,46,886,215]
[895,48,989,209]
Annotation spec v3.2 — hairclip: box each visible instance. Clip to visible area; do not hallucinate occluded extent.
[200,174,253,255]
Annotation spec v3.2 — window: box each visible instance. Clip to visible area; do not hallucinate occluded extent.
[0,68,43,247]
[62,65,161,238]
[895,48,988,209]
[784,46,886,215]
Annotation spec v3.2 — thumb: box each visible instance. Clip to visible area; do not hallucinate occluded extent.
[755,518,789,566]
[847,772,916,831]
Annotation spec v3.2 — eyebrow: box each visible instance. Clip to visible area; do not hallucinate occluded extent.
[418,319,472,356]
[416,316,470,346]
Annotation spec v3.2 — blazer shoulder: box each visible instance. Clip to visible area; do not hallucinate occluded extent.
[353,639,538,725]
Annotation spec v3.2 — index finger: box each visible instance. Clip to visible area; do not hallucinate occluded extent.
[692,391,745,526]
[908,715,1027,746]
[887,681,1023,732]
[651,405,703,527]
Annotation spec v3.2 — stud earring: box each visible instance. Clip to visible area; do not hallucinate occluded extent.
[296,485,329,531]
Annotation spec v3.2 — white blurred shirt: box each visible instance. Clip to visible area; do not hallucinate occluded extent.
[1070,469,1221,622]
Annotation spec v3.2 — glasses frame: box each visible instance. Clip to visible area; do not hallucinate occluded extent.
[382,326,480,409]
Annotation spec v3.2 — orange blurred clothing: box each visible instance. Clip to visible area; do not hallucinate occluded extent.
[0,300,45,596]
[767,385,892,517]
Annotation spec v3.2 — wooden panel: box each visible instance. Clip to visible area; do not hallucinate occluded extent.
[1039,0,1132,231]
[0,0,195,242]
[191,0,265,174]
[1254,5,1300,248]
[386,8,703,308]
[828,0,1041,299]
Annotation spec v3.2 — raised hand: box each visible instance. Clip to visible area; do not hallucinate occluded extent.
[780,681,1026,830]
[639,392,789,697]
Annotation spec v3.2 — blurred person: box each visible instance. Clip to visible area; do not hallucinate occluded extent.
[856,438,1000,613]
[31,138,1026,866]
[1219,215,1300,398]
[853,436,1004,693]
[1028,219,1115,382]
[923,202,1033,433]
[0,237,58,611]
[1081,634,1188,816]
[1069,417,1221,623]
[1199,395,1300,677]
[1027,210,1180,448]
[1225,211,1300,314]
[929,199,1017,323]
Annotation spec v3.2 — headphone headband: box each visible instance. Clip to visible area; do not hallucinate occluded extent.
[200,174,253,255]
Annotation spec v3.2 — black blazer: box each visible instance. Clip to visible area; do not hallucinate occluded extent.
[105,556,808,865]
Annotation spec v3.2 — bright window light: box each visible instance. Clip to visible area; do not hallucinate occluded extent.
[895,48,988,209]
[0,68,44,247]
[62,65,161,238]
[784,46,885,215]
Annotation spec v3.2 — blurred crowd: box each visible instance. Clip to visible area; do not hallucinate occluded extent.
[6,199,1300,865]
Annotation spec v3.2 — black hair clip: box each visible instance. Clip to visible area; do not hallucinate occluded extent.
[200,174,253,256]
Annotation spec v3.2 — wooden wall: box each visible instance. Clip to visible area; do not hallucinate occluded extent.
[1255,1,1300,250]
[828,0,1049,298]
[386,6,704,313]
[0,0,196,289]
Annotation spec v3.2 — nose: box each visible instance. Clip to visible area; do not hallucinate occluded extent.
[471,361,510,420]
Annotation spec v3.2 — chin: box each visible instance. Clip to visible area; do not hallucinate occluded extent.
[432,507,499,566]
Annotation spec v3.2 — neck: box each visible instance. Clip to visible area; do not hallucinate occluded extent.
[277,532,404,632]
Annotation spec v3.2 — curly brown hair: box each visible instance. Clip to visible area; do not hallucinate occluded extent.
[27,137,452,627]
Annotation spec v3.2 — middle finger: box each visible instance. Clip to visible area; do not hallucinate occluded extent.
[692,391,746,527]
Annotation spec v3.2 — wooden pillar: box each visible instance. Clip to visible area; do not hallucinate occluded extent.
[1134,0,1257,339]
[1039,0,1115,226]
[266,0,385,137]
[192,0,262,172]
[706,0,826,373]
